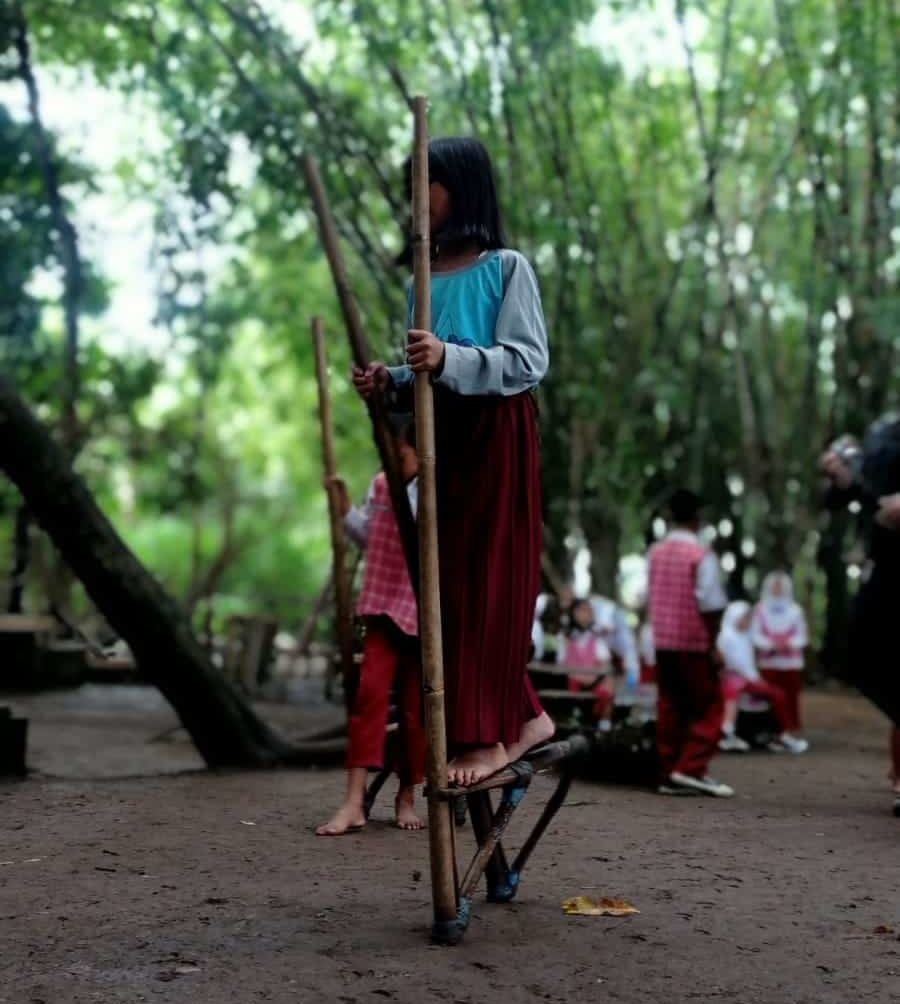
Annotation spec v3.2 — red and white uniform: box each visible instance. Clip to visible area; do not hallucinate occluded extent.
[718,601,791,734]
[345,473,418,638]
[648,529,727,780]
[559,629,614,720]
[751,572,808,732]
[648,531,726,652]
[343,473,424,782]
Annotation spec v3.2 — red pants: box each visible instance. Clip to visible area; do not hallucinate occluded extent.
[567,677,614,720]
[656,650,723,780]
[891,727,900,782]
[346,618,426,786]
[760,669,803,732]
[730,677,791,734]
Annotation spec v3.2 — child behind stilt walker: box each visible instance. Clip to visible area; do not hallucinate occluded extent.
[354,137,554,786]
[752,571,809,741]
[717,601,808,754]
[317,416,426,835]
[648,489,733,798]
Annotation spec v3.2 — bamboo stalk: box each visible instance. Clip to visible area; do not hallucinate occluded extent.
[311,318,356,706]
[301,155,418,586]
[410,97,458,938]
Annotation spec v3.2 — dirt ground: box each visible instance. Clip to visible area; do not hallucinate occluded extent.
[1,686,897,1004]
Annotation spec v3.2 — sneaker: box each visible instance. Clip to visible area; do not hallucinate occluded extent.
[595,719,613,735]
[768,734,809,754]
[718,733,751,753]
[669,772,735,798]
[657,781,700,796]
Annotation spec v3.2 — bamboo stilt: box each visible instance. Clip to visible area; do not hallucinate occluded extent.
[301,156,419,587]
[409,97,459,942]
[311,318,356,705]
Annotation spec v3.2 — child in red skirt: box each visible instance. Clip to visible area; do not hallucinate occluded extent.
[717,601,808,754]
[316,419,426,835]
[751,571,809,739]
[354,136,554,785]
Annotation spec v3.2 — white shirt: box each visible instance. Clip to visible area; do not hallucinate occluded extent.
[717,627,760,682]
[590,596,640,687]
[344,477,418,548]
[667,530,728,612]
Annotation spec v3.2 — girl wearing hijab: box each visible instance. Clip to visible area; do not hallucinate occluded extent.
[718,601,809,754]
[752,572,809,737]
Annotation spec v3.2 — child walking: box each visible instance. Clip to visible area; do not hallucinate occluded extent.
[353,136,554,785]
[717,601,809,754]
[751,571,809,739]
[316,418,426,836]
[647,490,733,797]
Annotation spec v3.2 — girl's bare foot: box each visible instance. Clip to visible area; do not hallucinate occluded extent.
[395,788,426,831]
[447,744,508,786]
[316,802,366,836]
[506,712,556,763]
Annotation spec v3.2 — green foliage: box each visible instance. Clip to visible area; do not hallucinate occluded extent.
[2,1,897,647]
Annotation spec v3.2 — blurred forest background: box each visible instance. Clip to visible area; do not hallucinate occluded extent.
[0,0,897,673]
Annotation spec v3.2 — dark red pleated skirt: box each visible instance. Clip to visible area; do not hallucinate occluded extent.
[433,388,544,748]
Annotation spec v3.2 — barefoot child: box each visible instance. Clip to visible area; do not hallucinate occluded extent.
[353,137,554,785]
[717,601,808,754]
[317,417,426,835]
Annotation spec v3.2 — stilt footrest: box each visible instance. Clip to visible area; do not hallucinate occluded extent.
[430,735,589,944]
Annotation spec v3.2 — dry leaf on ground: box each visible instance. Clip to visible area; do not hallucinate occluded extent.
[562,895,640,917]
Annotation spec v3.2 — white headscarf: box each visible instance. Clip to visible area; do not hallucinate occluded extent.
[758,571,798,632]
[717,601,759,681]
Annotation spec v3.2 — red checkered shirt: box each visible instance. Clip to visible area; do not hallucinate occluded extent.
[345,472,418,638]
[648,532,725,652]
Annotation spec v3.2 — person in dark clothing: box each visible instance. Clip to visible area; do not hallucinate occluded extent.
[821,413,900,816]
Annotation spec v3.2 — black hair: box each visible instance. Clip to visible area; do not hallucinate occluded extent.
[668,488,704,525]
[388,412,416,450]
[397,136,506,265]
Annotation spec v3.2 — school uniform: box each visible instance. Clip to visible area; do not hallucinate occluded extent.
[559,630,615,720]
[344,473,425,786]
[719,604,791,733]
[648,530,727,781]
[752,580,808,733]
[388,249,549,748]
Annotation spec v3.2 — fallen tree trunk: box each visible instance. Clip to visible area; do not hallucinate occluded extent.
[0,376,342,768]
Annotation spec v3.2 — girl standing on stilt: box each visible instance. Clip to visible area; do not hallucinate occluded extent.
[353,137,554,785]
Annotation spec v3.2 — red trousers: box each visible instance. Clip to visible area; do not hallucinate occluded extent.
[734,678,791,734]
[891,727,900,782]
[656,650,723,780]
[760,669,803,732]
[346,617,426,786]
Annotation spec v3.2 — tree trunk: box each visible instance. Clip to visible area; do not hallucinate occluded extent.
[0,377,339,768]
[12,3,82,453]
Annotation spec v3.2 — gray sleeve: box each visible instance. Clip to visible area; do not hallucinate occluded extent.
[435,250,549,396]
[343,480,376,549]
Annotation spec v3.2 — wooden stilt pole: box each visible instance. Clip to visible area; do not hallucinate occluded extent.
[301,156,418,588]
[311,318,356,706]
[410,97,459,943]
